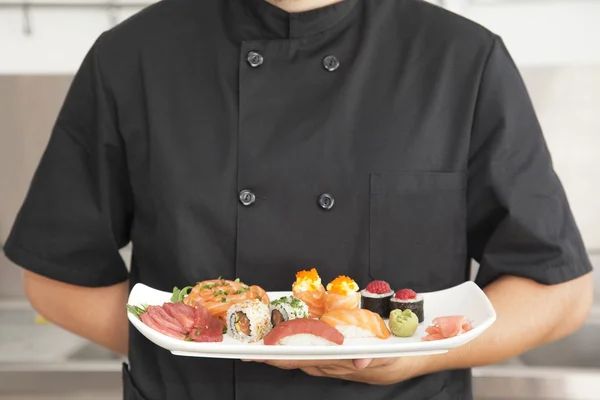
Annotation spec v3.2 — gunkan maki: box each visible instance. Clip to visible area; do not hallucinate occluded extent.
[389,289,424,323]
[360,280,394,318]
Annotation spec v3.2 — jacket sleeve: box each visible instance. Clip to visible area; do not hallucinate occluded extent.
[3,35,133,287]
[467,36,593,288]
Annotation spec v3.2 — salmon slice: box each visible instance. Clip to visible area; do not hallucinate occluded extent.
[183,279,270,321]
[324,292,360,313]
[293,286,326,318]
[321,309,391,339]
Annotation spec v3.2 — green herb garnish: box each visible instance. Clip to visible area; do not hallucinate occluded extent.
[126,304,149,320]
[234,286,250,295]
[171,286,193,302]
[198,283,219,291]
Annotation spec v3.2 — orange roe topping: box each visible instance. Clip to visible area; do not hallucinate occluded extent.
[293,268,323,292]
[326,275,359,295]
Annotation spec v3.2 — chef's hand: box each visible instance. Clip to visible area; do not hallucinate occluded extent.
[243,358,423,385]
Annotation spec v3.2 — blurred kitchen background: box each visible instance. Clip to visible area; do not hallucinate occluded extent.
[1,0,599,398]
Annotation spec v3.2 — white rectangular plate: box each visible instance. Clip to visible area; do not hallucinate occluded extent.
[127,281,496,360]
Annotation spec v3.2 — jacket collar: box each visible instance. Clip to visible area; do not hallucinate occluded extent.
[240,0,360,38]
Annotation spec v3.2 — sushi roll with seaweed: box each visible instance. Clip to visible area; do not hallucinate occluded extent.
[226,299,272,343]
[269,296,309,327]
[389,289,424,323]
[360,280,394,318]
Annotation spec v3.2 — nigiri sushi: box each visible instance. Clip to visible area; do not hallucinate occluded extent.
[321,309,390,339]
[292,269,326,318]
[324,276,360,313]
[263,318,345,346]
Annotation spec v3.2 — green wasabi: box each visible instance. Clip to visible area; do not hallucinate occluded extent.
[389,309,419,337]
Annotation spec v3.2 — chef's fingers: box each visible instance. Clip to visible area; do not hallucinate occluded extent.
[258,359,355,370]
[360,357,397,368]
[352,358,373,369]
[313,358,396,376]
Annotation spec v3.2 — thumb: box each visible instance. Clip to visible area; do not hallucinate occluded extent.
[352,358,373,369]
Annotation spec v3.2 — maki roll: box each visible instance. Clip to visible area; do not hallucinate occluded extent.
[269,296,309,327]
[292,268,326,318]
[390,289,424,323]
[226,300,271,343]
[324,276,360,313]
[360,280,394,318]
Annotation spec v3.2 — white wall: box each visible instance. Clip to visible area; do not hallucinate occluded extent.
[1,0,600,73]
[0,4,144,74]
[0,0,599,248]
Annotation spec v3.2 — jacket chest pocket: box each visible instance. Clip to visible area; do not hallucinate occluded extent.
[369,172,468,292]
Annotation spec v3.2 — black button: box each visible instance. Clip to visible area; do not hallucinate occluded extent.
[323,55,339,72]
[247,51,264,67]
[318,193,335,210]
[239,189,256,206]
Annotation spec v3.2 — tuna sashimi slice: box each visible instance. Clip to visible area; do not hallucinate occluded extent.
[173,302,195,319]
[147,306,186,334]
[189,304,224,342]
[264,318,345,346]
[141,312,187,340]
[162,302,194,331]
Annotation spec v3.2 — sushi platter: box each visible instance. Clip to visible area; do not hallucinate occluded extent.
[126,270,497,360]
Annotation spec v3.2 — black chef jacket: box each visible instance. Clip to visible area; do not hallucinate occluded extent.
[4,0,593,399]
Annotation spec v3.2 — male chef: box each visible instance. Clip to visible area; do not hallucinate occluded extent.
[4,0,594,398]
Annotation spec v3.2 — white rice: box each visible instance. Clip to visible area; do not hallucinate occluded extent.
[278,334,339,346]
[360,289,394,299]
[390,294,423,304]
[334,325,375,338]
